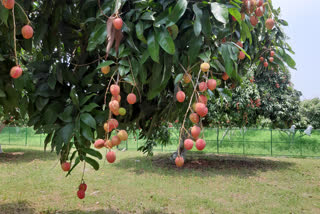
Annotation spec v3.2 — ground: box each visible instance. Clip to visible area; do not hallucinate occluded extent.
[1,146,320,214]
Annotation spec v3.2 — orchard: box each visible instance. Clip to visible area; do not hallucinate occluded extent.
[0,0,297,200]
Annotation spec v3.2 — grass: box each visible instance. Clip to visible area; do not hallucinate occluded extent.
[1,145,320,213]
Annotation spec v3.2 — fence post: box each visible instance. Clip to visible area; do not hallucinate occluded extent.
[8,127,10,145]
[136,132,138,150]
[162,144,163,152]
[126,140,128,150]
[270,129,273,156]
[25,127,28,146]
[242,128,245,155]
[40,134,42,146]
[217,127,219,154]
[300,138,302,156]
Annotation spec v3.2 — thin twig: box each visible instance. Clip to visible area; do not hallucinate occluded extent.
[128,57,142,102]
[12,6,18,65]
[15,2,31,25]
[98,0,109,19]
[70,56,104,67]
[179,63,200,99]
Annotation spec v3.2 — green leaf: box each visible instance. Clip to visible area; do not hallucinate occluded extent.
[155,27,175,55]
[201,10,212,37]
[48,74,56,90]
[211,3,229,24]
[84,156,99,170]
[70,88,80,109]
[241,22,252,45]
[87,23,107,51]
[168,0,188,25]
[81,103,99,113]
[119,65,129,76]
[80,148,102,160]
[228,8,241,23]
[59,106,73,123]
[80,113,96,129]
[174,74,184,85]
[0,89,6,98]
[80,93,97,106]
[220,44,234,76]
[136,21,147,44]
[0,4,9,26]
[66,157,80,176]
[193,4,202,36]
[141,12,155,21]
[188,36,203,64]
[278,19,288,26]
[36,97,49,111]
[232,42,251,60]
[147,31,160,63]
[96,61,114,70]
[44,132,54,150]
[283,53,296,69]
[81,123,94,141]
[57,123,74,143]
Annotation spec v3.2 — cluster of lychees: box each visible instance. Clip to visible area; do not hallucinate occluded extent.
[174,62,219,167]
[239,0,275,30]
[95,83,136,164]
[2,0,34,79]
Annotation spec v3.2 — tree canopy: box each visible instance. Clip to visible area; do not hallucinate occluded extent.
[0,0,298,171]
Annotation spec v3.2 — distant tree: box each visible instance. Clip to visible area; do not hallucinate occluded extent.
[300,98,320,129]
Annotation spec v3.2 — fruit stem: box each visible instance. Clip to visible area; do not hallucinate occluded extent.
[81,162,86,182]
[103,66,118,107]
[179,63,200,98]
[15,2,31,25]
[177,68,202,157]
[264,2,272,18]
[12,6,18,65]
[128,57,142,102]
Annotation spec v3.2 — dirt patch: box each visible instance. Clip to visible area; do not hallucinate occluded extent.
[152,154,291,171]
[0,152,25,162]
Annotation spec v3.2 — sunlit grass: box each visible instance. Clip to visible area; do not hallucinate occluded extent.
[1,146,320,213]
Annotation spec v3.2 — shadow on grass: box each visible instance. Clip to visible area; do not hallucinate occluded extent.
[0,201,167,214]
[0,201,35,214]
[114,152,295,178]
[0,147,57,164]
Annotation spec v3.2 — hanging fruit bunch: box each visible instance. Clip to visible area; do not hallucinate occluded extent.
[173,62,218,168]
[1,0,34,79]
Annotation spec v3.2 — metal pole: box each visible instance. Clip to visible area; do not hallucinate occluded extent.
[40,134,42,146]
[270,129,273,156]
[25,127,28,146]
[136,132,138,150]
[300,138,302,156]
[217,127,219,154]
[242,128,245,155]
[126,140,128,150]
[8,127,10,145]
[162,144,163,152]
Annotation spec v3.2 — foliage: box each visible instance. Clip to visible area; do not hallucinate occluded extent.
[300,98,320,129]
[0,0,298,171]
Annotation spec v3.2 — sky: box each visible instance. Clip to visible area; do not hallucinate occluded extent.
[272,0,320,100]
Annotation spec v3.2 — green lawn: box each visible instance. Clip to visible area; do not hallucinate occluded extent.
[1,145,320,213]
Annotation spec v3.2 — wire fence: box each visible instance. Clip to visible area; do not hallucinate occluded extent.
[1,127,320,157]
